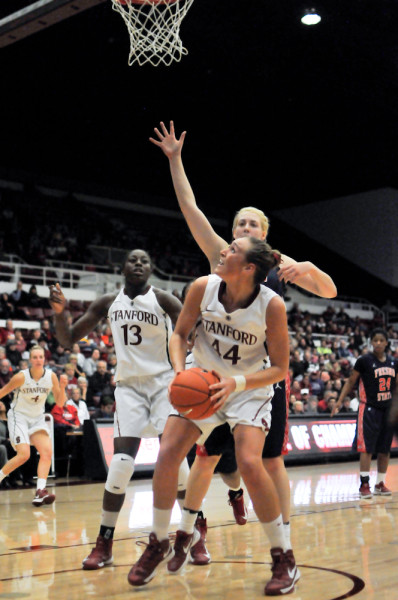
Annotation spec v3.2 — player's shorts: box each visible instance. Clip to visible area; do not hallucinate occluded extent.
[352,402,394,454]
[7,408,50,448]
[196,422,238,473]
[262,379,289,459]
[114,370,174,439]
[171,384,273,446]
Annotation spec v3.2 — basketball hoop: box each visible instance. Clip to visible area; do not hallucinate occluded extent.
[111,0,195,67]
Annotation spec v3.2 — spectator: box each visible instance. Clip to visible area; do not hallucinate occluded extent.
[13,329,27,353]
[0,319,14,346]
[77,376,88,403]
[0,293,15,320]
[83,348,100,377]
[308,369,324,398]
[72,343,86,371]
[336,339,351,359]
[52,344,69,367]
[291,400,305,415]
[67,387,90,425]
[92,396,115,420]
[0,359,13,408]
[64,363,78,395]
[27,329,43,351]
[26,285,42,308]
[290,349,306,378]
[107,353,117,377]
[87,360,112,408]
[338,396,354,413]
[10,280,28,310]
[305,395,319,415]
[5,340,22,368]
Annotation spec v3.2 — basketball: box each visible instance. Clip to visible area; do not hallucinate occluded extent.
[169,368,220,420]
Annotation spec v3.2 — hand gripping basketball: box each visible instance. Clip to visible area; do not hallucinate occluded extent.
[169,368,220,420]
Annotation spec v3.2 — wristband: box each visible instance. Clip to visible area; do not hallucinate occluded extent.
[232,375,246,393]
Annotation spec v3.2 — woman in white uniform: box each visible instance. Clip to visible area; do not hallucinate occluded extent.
[0,345,66,506]
[128,237,297,596]
[49,248,187,571]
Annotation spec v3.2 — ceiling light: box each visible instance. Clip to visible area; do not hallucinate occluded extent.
[301,9,321,26]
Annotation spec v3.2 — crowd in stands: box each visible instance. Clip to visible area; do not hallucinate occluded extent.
[0,193,209,280]
[1,280,398,483]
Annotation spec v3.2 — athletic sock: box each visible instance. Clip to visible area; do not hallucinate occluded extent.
[101,509,119,529]
[283,522,292,551]
[360,473,370,484]
[99,525,115,540]
[179,508,198,534]
[153,507,172,541]
[376,472,387,485]
[229,488,243,500]
[261,514,286,552]
[0,470,6,483]
[36,478,46,490]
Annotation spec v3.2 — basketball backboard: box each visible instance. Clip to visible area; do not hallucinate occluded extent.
[0,0,106,48]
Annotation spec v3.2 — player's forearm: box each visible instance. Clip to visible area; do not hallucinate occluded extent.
[245,365,288,391]
[169,154,197,212]
[53,312,75,347]
[169,332,188,373]
[296,263,337,298]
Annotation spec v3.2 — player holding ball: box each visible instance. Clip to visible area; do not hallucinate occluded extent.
[128,236,298,596]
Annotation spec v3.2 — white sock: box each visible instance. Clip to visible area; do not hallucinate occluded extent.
[229,485,242,492]
[261,514,286,552]
[360,472,370,479]
[376,472,387,485]
[0,470,6,483]
[101,509,119,528]
[179,508,198,534]
[37,478,46,490]
[283,522,292,551]
[153,507,172,541]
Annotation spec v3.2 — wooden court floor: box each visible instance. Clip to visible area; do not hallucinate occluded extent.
[0,458,397,599]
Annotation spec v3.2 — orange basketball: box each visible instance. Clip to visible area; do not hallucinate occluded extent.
[169,368,220,420]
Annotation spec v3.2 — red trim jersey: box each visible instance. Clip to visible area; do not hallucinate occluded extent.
[355,353,396,409]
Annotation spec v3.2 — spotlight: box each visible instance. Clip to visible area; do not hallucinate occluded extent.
[301,8,321,25]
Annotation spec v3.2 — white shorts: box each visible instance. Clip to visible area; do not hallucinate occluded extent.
[114,370,174,439]
[7,408,50,448]
[170,385,274,445]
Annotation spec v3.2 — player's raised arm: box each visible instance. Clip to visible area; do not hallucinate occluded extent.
[150,121,227,271]
[49,283,113,348]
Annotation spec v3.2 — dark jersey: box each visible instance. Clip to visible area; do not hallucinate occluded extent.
[262,267,286,298]
[355,353,396,409]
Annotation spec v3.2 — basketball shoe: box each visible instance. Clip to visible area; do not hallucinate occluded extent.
[285,549,301,584]
[190,511,211,565]
[264,547,296,596]
[359,482,372,499]
[128,533,173,586]
[32,489,55,506]
[374,482,392,496]
[228,489,248,525]
[82,535,113,570]
[167,529,200,574]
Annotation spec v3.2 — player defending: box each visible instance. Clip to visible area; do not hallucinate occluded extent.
[49,249,188,569]
[0,345,66,505]
[333,328,397,498]
[128,238,298,596]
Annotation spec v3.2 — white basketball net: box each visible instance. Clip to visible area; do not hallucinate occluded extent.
[111,0,195,67]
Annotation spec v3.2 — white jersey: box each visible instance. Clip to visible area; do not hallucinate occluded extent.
[109,286,173,382]
[11,368,53,418]
[193,274,277,378]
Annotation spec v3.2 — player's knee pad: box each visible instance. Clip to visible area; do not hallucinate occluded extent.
[177,457,189,491]
[105,453,135,494]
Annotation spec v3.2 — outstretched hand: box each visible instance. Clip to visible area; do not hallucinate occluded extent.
[149,121,186,159]
[49,283,67,314]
